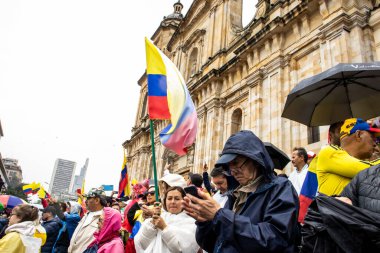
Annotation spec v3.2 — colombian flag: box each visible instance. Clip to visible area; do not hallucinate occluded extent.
[118,150,130,198]
[22,182,40,195]
[145,38,198,155]
[298,157,318,223]
[37,186,51,199]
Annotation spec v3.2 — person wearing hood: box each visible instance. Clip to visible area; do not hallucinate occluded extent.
[65,202,81,240]
[85,207,124,253]
[183,130,300,253]
[0,204,42,252]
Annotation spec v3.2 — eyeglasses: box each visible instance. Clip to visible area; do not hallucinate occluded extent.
[146,191,155,196]
[229,158,249,172]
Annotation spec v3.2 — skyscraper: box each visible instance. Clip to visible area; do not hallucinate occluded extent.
[71,158,88,193]
[49,158,76,198]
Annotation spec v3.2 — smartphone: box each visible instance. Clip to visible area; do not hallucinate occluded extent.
[184,186,201,199]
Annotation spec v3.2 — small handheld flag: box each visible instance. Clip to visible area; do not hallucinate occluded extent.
[118,150,130,198]
[22,182,40,195]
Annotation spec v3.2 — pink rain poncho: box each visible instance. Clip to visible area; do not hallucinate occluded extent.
[87,207,124,253]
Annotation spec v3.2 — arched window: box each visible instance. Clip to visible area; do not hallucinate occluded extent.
[188,48,198,79]
[231,108,242,134]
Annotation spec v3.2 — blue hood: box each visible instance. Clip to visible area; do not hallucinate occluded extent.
[219,130,275,181]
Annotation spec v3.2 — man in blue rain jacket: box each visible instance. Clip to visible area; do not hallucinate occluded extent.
[183,130,300,252]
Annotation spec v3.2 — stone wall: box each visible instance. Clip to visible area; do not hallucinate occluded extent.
[124,0,380,180]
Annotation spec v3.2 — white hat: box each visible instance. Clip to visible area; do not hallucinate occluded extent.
[307,151,316,158]
[159,173,187,188]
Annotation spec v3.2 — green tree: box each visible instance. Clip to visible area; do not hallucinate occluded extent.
[3,183,27,201]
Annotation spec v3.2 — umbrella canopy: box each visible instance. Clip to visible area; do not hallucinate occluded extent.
[282,62,380,126]
[0,195,27,209]
[264,142,290,170]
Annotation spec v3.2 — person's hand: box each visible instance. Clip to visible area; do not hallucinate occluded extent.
[182,197,207,222]
[153,202,161,216]
[141,205,154,218]
[164,163,171,170]
[182,190,221,222]
[48,197,57,203]
[335,197,352,205]
[203,164,208,173]
[152,215,167,230]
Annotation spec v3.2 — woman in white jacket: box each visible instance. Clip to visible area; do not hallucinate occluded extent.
[134,186,199,253]
[0,204,42,253]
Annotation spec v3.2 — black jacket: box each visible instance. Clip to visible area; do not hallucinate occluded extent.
[301,196,380,253]
[341,164,380,213]
[41,217,62,253]
[196,130,300,253]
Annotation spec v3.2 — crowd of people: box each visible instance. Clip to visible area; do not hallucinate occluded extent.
[0,117,379,252]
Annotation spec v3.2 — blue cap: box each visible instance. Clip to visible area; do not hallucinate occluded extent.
[215,153,237,166]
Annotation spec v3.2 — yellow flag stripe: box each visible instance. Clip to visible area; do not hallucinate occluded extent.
[145,37,166,75]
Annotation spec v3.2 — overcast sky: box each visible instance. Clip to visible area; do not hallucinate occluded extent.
[0,1,256,193]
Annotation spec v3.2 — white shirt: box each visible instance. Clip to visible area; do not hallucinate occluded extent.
[288,164,308,195]
[213,190,228,208]
[82,209,103,227]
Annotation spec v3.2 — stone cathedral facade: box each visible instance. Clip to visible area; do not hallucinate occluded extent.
[123,0,380,180]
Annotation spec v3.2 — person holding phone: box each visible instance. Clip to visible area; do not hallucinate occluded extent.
[134,186,199,253]
[183,130,300,253]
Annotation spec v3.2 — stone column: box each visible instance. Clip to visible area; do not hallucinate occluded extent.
[247,69,264,136]
[207,7,216,58]
[202,97,223,171]
[193,105,207,173]
[369,8,380,60]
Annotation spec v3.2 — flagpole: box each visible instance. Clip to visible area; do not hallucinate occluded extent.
[149,119,160,201]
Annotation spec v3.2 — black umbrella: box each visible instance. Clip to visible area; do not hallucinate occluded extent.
[282,62,380,126]
[264,142,290,170]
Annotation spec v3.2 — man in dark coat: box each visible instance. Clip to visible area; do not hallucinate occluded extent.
[183,130,300,253]
[339,164,380,213]
[41,206,62,253]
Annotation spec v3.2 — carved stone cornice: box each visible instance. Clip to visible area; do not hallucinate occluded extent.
[224,87,249,108]
[204,97,223,110]
[182,29,206,52]
[247,68,266,88]
[265,55,287,73]
[196,105,207,118]
[140,146,151,154]
[233,1,308,56]
[254,0,270,20]
[318,12,370,42]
